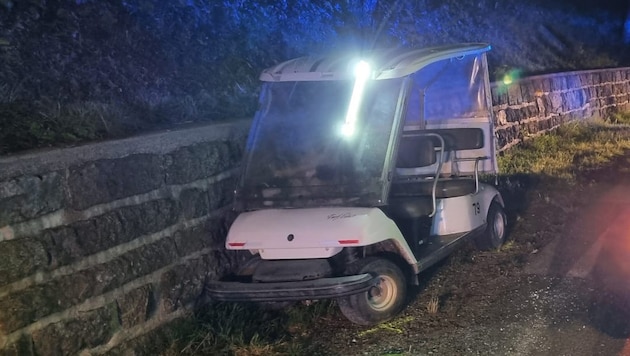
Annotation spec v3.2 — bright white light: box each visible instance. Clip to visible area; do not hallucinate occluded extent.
[342,60,371,138]
[341,122,355,136]
[354,60,371,79]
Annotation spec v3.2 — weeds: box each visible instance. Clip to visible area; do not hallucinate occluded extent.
[426,296,439,314]
[608,111,630,125]
[168,302,331,355]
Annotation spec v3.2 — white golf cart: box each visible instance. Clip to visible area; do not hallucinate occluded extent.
[206,43,507,325]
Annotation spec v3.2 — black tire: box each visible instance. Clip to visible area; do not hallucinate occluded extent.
[337,257,407,325]
[475,201,507,250]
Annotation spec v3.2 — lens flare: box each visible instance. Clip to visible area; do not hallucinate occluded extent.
[342,60,372,138]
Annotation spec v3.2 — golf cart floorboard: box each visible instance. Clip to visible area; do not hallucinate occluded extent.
[414,224,486,272]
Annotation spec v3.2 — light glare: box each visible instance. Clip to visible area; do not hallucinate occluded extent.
[342,60,372,138]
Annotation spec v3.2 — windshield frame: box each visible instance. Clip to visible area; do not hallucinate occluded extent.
[235,77,408,210]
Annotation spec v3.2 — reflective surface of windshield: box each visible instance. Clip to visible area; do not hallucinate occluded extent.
[239,78,404,208]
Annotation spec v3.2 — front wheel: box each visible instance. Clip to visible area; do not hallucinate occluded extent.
[337,257,407,325]
[475,201,507,250]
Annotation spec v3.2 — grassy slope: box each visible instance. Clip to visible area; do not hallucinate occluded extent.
[0,0,628,155]
[389,0,627,77]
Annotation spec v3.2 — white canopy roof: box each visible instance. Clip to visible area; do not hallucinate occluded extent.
[260,43,491,82]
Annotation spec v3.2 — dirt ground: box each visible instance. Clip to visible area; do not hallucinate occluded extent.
[302,153,630,355]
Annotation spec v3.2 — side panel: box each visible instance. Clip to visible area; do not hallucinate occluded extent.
[430,184,501,235]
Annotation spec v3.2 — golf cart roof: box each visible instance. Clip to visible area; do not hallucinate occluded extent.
[260,43,491,82]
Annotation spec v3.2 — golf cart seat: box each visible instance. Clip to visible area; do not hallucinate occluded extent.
[386,130,480,220]
[387,179,476,220]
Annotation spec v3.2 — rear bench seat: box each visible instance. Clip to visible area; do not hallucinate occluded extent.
[386,128,483,219]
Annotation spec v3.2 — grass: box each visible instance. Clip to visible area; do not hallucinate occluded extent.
[426,296,439,314]
[357,316,415,337]
[608,111,630,125]
[499,120,630,181]
[163,301,335,355]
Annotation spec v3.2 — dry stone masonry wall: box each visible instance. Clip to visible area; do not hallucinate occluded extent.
[0,67,630,355]
[492,67,630,151]
[0,121,249,355]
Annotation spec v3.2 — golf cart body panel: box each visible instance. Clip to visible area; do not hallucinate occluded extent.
[207,44,507,322]
[227,207,417,263]
[430,184,501,236]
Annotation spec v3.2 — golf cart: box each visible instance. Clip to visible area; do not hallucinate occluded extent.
[206,43,507,325]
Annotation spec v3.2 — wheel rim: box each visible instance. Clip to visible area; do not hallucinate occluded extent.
[367,275,397,311]
[493,210,506,242]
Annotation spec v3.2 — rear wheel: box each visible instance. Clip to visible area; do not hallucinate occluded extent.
[475,201,507,250]
[337,257,407,325]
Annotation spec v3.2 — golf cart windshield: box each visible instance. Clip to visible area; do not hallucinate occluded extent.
[239,77,404,209]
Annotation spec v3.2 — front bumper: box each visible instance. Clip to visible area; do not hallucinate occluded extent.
[205,273,375,302]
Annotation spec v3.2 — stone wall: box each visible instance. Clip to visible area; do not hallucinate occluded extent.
[492,67,630,151]
[0,121,250,355]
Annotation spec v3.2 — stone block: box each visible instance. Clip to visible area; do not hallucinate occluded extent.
[560,76,569,90]
[67,154,163,210]
[172,226,209,258]
[0,172,64,226]
[0,283,61,334]
[549,92,563,113]
[497,87,509,106]
[550,77,562,92]
[164,141,242,185]
[524,104,539,119]
[504,108,517,123]
[535,97,546,117]
[587,73,595,86]
[519,82,532,101]
[490,86,500,105]
[31,305,116,356]
[42,225,85,270]
[542,78,551,93]
[116,285,153,328]
[159,257,212,313]
[115,199,180,242]
[495,110,507,126]
[578,74,588,87]
[507,84,522,106]
[180,188,210,220]
[172,216,230,258]
[0,238,49,287]
[207,178,237,211]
